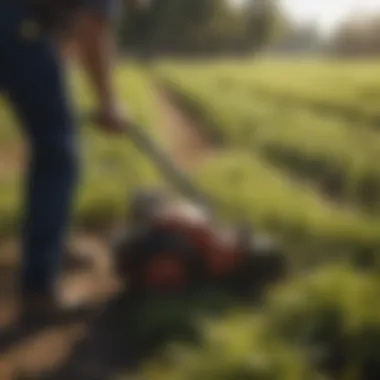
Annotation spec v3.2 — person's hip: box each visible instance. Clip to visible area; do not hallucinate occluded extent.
[0,1,44,45]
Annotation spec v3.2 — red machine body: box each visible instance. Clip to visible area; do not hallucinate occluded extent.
[113,190,286,295]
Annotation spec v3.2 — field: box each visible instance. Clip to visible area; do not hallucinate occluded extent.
[156,61,380,259]
[1,59,380,379]
[149,60,380,380]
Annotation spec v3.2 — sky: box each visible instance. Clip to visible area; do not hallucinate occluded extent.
[231,0,380,36]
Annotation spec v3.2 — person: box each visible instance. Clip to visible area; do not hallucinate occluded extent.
[0,0,130,324]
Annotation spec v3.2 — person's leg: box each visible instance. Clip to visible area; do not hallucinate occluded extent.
[0,2,79,298]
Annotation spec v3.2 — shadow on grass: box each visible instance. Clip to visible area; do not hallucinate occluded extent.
[19,287,250,380]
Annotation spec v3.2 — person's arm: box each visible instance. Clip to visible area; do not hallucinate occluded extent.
[75,4,116,109]
[73,0,129,131]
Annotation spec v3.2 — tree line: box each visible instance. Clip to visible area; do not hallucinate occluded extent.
[328,14,380,57]
[117,0,285,56]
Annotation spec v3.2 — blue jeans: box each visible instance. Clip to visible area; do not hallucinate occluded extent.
[0,2,78,295]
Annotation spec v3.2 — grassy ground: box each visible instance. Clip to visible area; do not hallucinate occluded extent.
[137,59,380,380]
[155,61,380,264]
[2,59,380,379]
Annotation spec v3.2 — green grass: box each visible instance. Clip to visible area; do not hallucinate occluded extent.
[156,62,380,214]
[141,263,380,380]
[192,152,380,267]
[112,59,380,380]
[157,59,380,125]
[3,59,380,380]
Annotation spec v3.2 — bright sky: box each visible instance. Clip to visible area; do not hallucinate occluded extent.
[280,0,380,35]
[231,0,380,35]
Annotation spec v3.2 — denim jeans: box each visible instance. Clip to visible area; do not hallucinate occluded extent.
[0,1,78,295]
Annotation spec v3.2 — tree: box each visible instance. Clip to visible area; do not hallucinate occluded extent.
[117,0,283,56]
[328,13,380,57]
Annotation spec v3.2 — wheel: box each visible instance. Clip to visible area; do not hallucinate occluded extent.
[227,231,287,296]
[245,233,287,286]
[112,226,147,279]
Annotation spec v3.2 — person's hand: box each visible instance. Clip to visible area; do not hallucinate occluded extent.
[93,102,134,134]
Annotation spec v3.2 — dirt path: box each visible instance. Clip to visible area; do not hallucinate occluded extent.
[0,233,122,379]
[0,85,214,380]
[155,86,214,172]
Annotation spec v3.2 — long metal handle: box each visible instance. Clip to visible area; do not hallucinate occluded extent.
[84,113,213,210]
[125,122,212,208]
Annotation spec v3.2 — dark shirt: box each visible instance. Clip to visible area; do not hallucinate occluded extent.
[27,0,118,32]
[83,0,117,19]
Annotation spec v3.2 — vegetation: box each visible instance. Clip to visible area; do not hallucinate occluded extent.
[142,264,380,380]
[134,59,380,379]
[330,14,380,57]
[156,62,380,215]
[3,0,380,378]
[3,58,380,379]
[118,0,283,55]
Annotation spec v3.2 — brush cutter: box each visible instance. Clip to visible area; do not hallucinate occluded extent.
[87,115,287,296]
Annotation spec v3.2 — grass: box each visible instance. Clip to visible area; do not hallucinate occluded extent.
[140,263,380,380]
[192,152,380,267]
[153,62,380,256]
[156,62,380,211]
[144,59,380,380]
[158,59,380,125]
[3,58,380,379]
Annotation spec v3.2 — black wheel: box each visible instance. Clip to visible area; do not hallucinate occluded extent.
[247,233,287,285]
[231,232,287,297]
[112,226,148,279]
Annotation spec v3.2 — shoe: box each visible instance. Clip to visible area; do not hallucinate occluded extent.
[0,290,94,353]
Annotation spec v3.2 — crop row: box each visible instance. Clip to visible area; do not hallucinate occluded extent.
[191,152,380,265]
[158,60,380,126]
[156,65,380,213]
[141,263,380,380]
